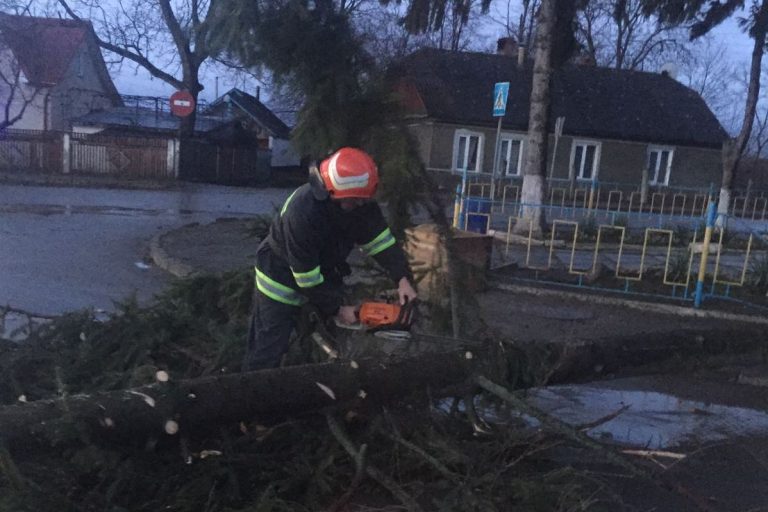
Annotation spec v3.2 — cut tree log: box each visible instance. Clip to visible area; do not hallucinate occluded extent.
[1,325,765,453]
[0,349,481,452]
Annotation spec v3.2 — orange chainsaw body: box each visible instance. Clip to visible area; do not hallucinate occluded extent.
[358,302,402,329]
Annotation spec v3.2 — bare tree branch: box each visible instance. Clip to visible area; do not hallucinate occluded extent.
[57,0,184,88]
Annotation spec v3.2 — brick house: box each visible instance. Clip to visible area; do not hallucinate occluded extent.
[390,47,728,193]
[0,13,120,131]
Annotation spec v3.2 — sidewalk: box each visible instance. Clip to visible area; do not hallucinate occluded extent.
[149,218,768,348]
[149,217,260,277]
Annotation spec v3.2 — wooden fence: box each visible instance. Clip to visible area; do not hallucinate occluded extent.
[70,133,170,179]
[0,129,271,184]
[181,139,271,184]
[0,129,62,173]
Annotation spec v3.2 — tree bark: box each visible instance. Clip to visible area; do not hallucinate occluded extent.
[514,0,554,237]
[2,323,766,453]
[718,0,768,222]
[0,349,479,452]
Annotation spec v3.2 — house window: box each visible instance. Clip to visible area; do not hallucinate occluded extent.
[647,146,674,186]
[499,136,524,176]
[453,130,484,173]
[570,140,600,180]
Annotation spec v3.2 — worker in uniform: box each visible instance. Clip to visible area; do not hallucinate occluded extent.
[243,147,418,371]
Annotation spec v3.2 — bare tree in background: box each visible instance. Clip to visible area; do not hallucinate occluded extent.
[678,35,740,133]
[576,0,686,70]
[488,0,539,53]
[55,0,218,147]
[642,0,768,222]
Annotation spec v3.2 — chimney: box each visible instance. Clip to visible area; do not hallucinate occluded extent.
[517,46,525,67]
[496,36,518,58]
[256,86,261,101]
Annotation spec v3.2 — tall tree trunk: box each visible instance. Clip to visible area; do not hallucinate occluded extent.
[514,0,555,237]
[718,0,768,222]
[177,76,202,181]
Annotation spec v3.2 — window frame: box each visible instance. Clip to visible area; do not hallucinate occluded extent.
[452,129,485,173]
[647,145,675,186]
[569,139,602,181]
[499,134,525,177]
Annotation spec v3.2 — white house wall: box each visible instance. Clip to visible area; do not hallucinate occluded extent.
[0,47,47,130]
[1,42,114,131]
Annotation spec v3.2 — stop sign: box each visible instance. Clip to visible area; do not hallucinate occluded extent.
[170,90,195,117]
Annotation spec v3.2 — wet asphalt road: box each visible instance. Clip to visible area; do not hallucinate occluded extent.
[0,183,290,316]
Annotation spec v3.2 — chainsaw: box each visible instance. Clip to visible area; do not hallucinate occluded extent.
[335,298,417,341]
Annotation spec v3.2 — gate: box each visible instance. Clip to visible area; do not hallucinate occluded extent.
[70,133,170,178]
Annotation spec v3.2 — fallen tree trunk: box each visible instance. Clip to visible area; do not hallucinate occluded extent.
[0,349,480,451]
[2,325,765,452]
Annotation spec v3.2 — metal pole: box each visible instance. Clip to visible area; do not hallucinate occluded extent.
[489,116,503,201]
[453,184,462,228]
[459,167,468,230]
[694,200,718,308]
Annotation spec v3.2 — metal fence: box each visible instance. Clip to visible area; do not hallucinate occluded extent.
[461,174,768,221]
[457,187,768,312]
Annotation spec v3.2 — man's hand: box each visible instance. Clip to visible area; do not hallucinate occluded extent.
[335,305,358,325]
[397,277,418,305]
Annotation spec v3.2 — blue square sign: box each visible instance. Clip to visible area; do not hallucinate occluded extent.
[493,82,510,117]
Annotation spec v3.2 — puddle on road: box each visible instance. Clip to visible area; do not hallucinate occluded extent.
[467,383,768,451]
[523,385,768,450]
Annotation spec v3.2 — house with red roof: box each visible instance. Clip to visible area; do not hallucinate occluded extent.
[0,13,120,131]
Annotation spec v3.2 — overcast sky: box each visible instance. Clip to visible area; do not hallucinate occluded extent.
[108,3,757,107]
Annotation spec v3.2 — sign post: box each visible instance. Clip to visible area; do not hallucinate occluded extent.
[170,90,195,180]
[489,82,510,202]
[170,90,195,118]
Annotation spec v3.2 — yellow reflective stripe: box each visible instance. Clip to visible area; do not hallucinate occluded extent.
[361,228,396,256]
[255,268,303,306]
[292,265,325,288]
[366,235,396,256]
[361,228,392,252]
[280,188,299,216]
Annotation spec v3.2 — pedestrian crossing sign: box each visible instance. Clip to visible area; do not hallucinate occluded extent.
[493,82,510,117]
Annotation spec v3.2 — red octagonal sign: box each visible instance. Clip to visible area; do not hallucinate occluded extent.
[170,90,195,117]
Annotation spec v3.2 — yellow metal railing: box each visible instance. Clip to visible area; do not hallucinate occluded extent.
[573,188,588,213]
[671,193,687,217]
[550,187,567,214]
[712,229,753,287]
[606,190,623,212]
[650,192,666,215]
[753,197,768,221]
[691,194,707,218]
[501,199,760,301]
[502,185,520,214]
[596,225,626,277]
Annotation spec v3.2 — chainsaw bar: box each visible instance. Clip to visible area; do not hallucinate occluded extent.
[373,330,412,341]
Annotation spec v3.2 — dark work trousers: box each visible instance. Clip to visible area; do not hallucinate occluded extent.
[242,289,300,371]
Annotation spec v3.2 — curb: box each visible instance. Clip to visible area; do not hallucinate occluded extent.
[494,282,768,325]
[149,232,195,278]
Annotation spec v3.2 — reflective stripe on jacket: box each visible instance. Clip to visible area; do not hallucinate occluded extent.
[254,183,411,314]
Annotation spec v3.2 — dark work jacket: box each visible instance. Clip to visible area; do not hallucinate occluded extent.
[254,183,412,316]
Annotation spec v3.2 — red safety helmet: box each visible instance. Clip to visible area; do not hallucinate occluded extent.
[318,147,379,199]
